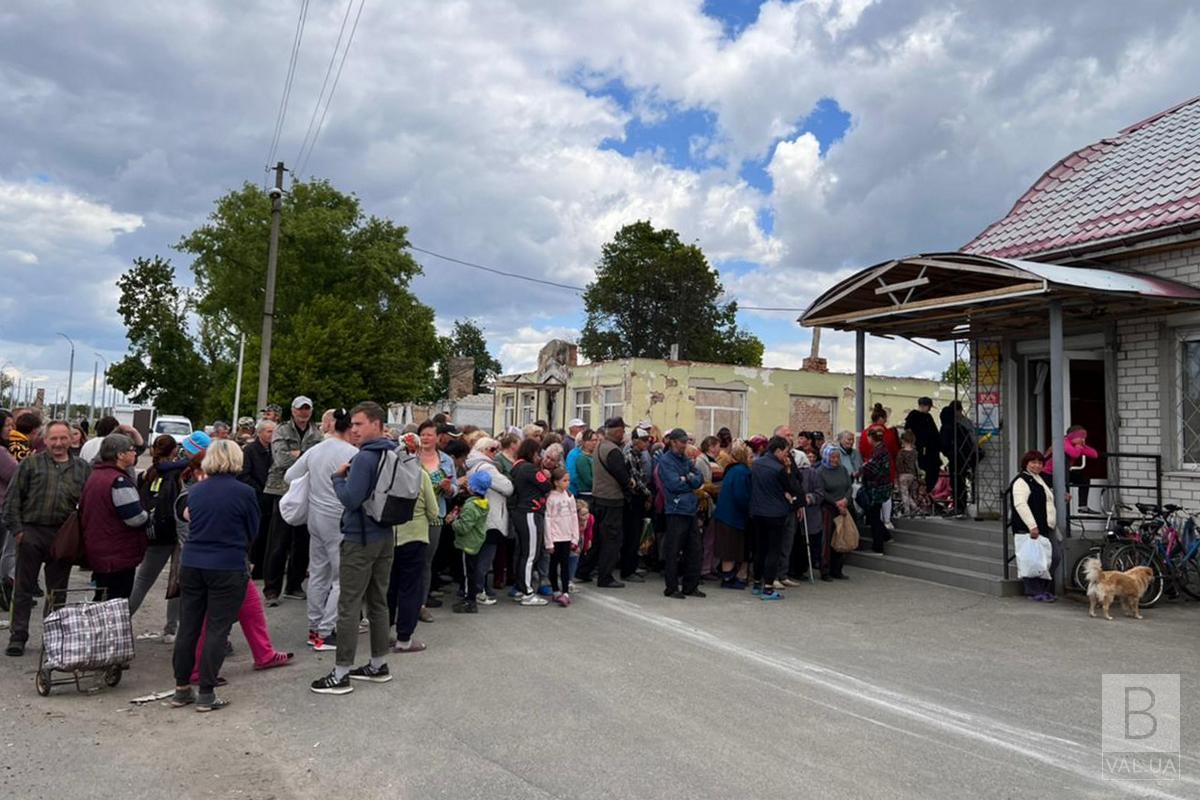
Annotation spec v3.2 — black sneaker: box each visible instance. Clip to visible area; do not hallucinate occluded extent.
[622,573,646,583]
[597,579,626,589]
[5,642,24,657]
[283,588,307,600]
[425,596,444,609]
[664,589,686,599]
[310,670,354,695]
[265,593,280,607]
[683,589,707,598]
[348,662,393,683]
[451,601,478,614]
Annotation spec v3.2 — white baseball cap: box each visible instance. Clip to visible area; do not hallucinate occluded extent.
[568,418,586,429]
[292,395,314,409]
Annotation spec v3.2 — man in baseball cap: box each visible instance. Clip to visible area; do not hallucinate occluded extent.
[262,393,322,604]
[565,418,587,456]
[659,428,704,598]
[577,416,630,588]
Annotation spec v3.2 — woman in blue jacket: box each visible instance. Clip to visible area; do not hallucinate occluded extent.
[713,442,752,589]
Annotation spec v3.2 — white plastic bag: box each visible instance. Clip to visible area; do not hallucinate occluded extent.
[1014,533,1052,580]
[279,472,310,526]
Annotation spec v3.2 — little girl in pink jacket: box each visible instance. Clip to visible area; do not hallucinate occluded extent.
[1044,425,1100,512]
[544,468,580,607]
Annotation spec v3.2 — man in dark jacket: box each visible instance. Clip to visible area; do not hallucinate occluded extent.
[658,429,703,599]
[575,417,632,588]
[263,396,322,603]
[905,398,941,494]
[749,436,794,600]
[5,420,90,656]
[311,401,396,696]
[940,402,977,518]
[240,419,275,578]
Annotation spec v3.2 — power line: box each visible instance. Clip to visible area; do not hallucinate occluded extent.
[292,0,355,175]
[295,0,366,178]
[408,244,806,311]
[265,0,311,172]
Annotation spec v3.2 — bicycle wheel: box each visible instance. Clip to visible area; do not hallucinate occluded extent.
[1109,544,1165,608]
[1071,546,1103,592]
[1176,554,1200,600]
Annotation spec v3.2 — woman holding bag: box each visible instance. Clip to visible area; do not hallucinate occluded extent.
[1010,450,1061,602]
[818,444,852,581]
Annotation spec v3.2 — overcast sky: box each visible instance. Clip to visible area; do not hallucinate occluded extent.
[2,0,1198,409]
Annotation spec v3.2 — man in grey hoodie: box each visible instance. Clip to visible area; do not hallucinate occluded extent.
[310,401,395,696]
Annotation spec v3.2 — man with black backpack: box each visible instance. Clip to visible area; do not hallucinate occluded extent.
[311,401,398,696]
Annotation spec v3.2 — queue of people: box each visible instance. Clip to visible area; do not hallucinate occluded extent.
[0,391,1044,709]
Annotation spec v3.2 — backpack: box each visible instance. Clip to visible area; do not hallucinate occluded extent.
[139,469,181,546]
[364,447,422,527]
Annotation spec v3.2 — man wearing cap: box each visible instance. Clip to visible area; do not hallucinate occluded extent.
[657,429,704,598]
[263,396,322,604]
[436,423,462,452]
[619,427,653,582]
[5,420,91,656]
[260,405,282,423]
[563,418,586,457]
[575,417,632,588]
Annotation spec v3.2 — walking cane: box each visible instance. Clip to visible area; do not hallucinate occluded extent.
[800,507,815,585]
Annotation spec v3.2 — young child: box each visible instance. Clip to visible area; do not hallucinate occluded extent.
[570,499,594,592]
[896,431,920,516]
[1044,425,1100,514]
[451,470,492,614]
[543,468,580,607]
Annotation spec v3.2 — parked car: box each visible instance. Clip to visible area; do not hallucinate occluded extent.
[152,415,193,444]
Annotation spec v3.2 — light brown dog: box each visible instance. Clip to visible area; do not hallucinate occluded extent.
[1083,558,1155,620]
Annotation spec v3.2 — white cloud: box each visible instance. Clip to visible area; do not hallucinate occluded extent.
[497,325,581,375]
[0,179,142,258]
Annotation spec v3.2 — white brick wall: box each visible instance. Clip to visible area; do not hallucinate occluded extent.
[1112,243,1200,505]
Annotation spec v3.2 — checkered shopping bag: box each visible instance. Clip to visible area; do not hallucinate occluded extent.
[42,598,135,672]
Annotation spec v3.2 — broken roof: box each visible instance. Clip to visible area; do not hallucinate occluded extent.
[963,96,1200,260]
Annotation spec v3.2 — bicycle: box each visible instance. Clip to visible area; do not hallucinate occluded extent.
[1069,502,1138,592]
[1108,504,1200,607]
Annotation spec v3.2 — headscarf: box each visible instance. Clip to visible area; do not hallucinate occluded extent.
[820,443,839,470]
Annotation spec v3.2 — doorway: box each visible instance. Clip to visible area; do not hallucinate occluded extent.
[1028,353,1108,483]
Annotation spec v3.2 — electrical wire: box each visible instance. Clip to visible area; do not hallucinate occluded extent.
[408,245,807,311]
[265,0,311,172]
[294,0,366,178]
[292,0,355,175]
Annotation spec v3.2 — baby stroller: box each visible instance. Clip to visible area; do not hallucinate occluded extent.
[930,469,954,516]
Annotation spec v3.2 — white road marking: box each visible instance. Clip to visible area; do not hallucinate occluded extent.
[583,591,1198,800]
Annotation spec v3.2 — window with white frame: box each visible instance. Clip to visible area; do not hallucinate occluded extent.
[601,386,624,422]
[574,389,592,426]
[502,392,516,429]
[694,388,746,440]
[520,391,536,425]
[1179,336,1200,467]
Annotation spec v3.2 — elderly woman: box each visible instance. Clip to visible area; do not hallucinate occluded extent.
[860,428,893,554]
[792,449,825,580]
[713,441,752,589]
[170,439,265,712]
[464,437,514,605]
[1010,450,1061,601]
[836,430,863,480]
[818,445,852,580]
[80,433,149,601]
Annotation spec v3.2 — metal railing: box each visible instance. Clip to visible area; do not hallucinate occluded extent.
[998,451,1163,580]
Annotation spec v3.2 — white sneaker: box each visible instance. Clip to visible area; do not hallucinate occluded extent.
[476,593,497,606]
[782,578,802,588]
[771,580,786,590]
[568,582,578,593]
[520,593,548,606]
[162,633,176,644]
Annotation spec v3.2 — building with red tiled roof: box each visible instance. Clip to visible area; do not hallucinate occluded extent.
[963,96,1200,261]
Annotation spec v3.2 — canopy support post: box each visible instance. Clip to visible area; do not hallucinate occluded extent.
[1049,300,1069,550]
[855,330,866,433]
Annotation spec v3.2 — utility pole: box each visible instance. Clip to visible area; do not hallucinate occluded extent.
[95,353,109,418]
[256,161,285,412]
[89,359,99,427]
[58,332,75,422]
[232,331,246,424]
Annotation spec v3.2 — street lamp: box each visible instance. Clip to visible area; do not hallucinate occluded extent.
[57,333,75,422]
[94,352,109,417]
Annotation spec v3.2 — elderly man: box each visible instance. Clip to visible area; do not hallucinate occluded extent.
[211,420,232,440]
[5,420,91,656]
[575,417,631,588]
[241,418,277,579]
[263,396,321,604]
[657,428,704,598]
[563,418,586,456]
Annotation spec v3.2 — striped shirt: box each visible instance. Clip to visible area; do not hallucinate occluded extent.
[112,473,149,527]
[3,451,91,531]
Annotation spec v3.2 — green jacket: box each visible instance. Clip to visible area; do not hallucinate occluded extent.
[452,496,489,555]
[393,469,438,547]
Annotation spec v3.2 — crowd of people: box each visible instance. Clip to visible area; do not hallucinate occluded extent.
[0,391,1026,709]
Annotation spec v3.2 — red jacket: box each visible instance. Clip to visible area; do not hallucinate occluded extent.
[859,424,900,481]
[81,464,148,574]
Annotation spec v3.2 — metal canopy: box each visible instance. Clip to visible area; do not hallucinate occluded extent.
[799,252,1200,340]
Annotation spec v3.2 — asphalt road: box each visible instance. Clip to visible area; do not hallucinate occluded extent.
[1,567,1197,799]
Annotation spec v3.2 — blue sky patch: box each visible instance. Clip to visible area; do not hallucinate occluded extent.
[600,103,723,171]
[703,0,765,37]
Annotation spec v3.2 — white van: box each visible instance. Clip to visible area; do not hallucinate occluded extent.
[152,415,193,444]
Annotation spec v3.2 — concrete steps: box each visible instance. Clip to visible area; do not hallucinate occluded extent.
[845,516,1024,596]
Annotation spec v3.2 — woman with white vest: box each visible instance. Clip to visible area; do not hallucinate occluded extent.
[285,409,358,651]
[464,437,513,606]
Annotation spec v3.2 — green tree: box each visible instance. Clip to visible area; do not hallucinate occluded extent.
[942,358,971,386]
[579,221,763,366]
[179,179,441,414]
[430,319,503,398]
[107,256,208,421]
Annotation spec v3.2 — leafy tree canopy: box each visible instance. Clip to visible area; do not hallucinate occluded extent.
[107,256,208,421]
[942,358,971,386]
[430,318,503,398]
[579,221,763,366]
[178,179,440,414]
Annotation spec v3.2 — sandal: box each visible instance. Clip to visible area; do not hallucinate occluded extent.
[196,696,230,712]
[392,640,427,653]
[168,689,196,708]
[254,651,295,670]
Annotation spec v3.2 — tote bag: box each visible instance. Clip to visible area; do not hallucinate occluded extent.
[279,473,311,526]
